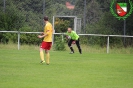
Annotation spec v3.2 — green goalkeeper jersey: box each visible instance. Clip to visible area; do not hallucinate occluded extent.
[66,31,79,40]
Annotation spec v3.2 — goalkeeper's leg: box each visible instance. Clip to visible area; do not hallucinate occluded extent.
[68,39,74,53]
[76,38,82,54]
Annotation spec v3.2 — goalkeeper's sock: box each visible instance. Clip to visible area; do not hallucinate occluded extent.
[70,47,74,53]
[40,51,45,62]
[79,48,82,54]
[46,52,50,64]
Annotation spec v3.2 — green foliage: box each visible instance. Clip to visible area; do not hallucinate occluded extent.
[20,27,41,45]
[0,0,76,45]
[0,0,133,47]
[74,0,133,47]
[0,3,25,30]
[20,33,41,45]
[54,18,70,33]
[54,36,66,51]
[2,33,17,43]
[80,36,88,44]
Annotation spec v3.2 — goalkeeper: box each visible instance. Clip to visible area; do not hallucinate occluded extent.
[66,27,82,54]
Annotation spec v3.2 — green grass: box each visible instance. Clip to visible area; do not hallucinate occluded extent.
[1,43,133,54]
[0,47,133,88]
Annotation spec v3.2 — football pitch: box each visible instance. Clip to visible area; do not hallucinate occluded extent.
[0,49,133,88]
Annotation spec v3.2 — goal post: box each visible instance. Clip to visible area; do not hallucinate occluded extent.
[52,16,81,33]
[52,16,81,45]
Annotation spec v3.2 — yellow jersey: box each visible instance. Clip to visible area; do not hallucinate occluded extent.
[43,22,53,42]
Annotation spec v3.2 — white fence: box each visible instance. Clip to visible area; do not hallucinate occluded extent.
[1,31,133,53]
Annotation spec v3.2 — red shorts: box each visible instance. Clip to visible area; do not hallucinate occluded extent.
[40,41,52,50]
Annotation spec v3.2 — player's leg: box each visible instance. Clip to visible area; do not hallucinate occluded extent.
[75,38,82,54]
[45,50,50,65]
[68,39,74,53]
[40,41,47,64]
[45,42,52,65]
[40,48,45,63]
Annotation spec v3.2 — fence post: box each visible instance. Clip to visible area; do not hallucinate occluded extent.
[52,16,55,45]
[107,36,109,53]
[18,31,20,50]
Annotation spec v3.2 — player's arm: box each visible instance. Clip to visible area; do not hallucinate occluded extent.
[65,32,71,40]
[38,26,51,38]
[38,31,49,38]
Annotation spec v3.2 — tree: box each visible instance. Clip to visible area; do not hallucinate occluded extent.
[54,18,70,33]
[0,1,25,31]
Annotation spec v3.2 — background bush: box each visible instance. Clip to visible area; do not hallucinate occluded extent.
[54,36,66,51]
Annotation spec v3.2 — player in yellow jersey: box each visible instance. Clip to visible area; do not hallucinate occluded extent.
[38,16,53,65]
